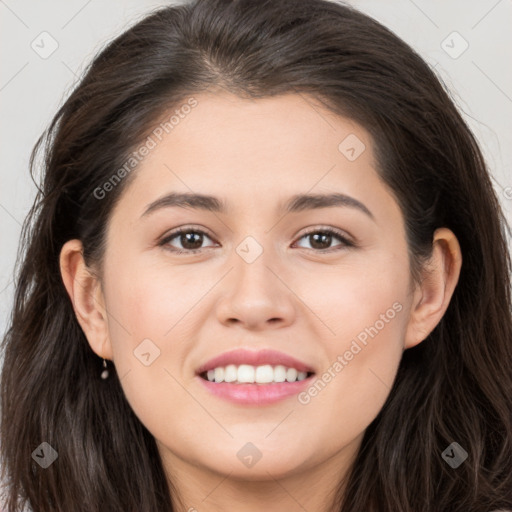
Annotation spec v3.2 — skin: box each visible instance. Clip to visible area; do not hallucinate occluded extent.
[60,92,462,512]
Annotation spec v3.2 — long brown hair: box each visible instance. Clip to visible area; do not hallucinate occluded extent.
[1,0,511,510]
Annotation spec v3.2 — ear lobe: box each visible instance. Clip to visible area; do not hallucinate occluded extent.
[404,228,463,349]
[59,239,113,360]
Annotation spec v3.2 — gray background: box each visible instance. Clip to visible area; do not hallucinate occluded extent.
[1,0,511,340]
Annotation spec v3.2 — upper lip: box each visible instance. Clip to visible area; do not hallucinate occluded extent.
[196,348,315,375]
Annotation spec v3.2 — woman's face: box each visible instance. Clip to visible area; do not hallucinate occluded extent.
[92,92,422,481]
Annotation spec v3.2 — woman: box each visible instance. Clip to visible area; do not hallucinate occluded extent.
[1,0,511,510]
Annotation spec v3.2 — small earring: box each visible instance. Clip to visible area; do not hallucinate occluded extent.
[101,359,109,380]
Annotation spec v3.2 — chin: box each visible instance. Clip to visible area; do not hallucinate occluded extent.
[200,448,312,480]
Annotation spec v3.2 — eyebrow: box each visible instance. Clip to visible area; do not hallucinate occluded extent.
[141,192,374,220]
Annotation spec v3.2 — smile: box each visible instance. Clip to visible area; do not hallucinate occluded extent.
[200,364,313,384]
[195,349,317,405]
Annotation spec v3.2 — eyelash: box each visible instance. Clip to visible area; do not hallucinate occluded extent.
[158,226,355,255]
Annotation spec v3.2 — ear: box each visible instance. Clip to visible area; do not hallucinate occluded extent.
[404,227,463,349]
[59,239,113,360]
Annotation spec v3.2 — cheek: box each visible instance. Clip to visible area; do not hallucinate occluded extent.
[295,306,406,453]
[104,258,208,347]
[293,252,408,443]
[100,261,210,436]
[295,244,409,340]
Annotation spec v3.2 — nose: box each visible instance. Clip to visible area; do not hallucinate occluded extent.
[215,247,296,331]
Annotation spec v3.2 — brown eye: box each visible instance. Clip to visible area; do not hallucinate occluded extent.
[159,228,217,254]
[177,231,204,250]
[294,228,354,252]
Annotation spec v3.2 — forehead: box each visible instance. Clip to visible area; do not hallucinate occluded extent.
[108,91,398,226]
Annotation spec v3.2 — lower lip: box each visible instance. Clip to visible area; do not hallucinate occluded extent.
[196,375,315,405]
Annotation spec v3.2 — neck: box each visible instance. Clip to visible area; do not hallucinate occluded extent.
[158,435,362,512]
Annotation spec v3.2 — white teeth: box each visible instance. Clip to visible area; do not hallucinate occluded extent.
[224,364,237,383]
[286,368,298,382]
[274,365,287,382]
[214,367,224,383]
[237,364,255,383]
[202,364,311,384]
[255,365,273,383]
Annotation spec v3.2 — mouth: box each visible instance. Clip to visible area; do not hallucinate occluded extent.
[198,364,315,384]
[195,349,316,405]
